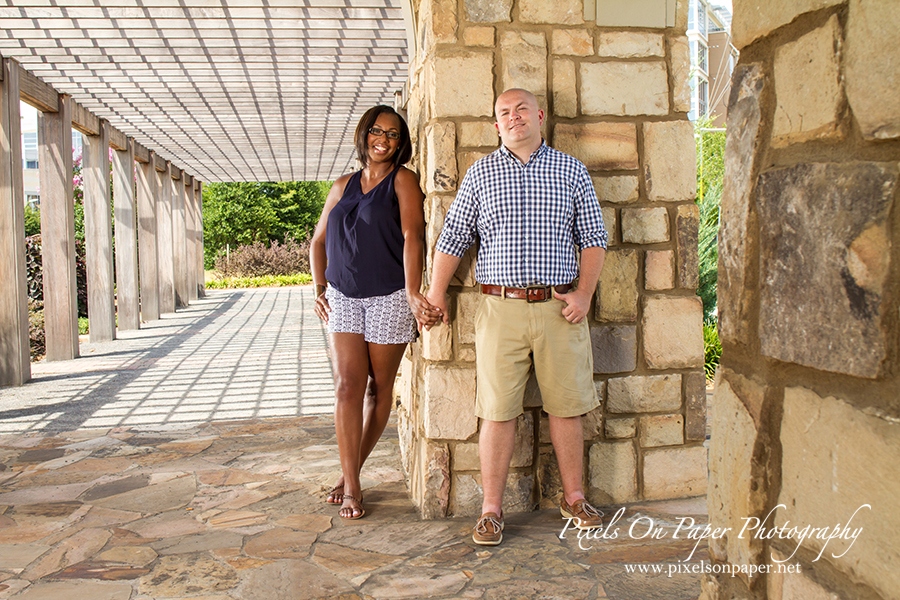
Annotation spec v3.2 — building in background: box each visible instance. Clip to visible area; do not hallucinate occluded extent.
[688,0,738,126]
[20,101,83,209]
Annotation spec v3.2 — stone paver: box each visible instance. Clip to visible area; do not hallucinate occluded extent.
[0,287,706,599]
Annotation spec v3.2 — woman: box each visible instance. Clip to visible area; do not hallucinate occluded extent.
[310,106,439,520]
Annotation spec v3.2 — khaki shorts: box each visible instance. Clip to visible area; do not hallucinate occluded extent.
[474,292,598,421]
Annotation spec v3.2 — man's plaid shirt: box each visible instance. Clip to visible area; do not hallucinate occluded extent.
[435,141,607,287]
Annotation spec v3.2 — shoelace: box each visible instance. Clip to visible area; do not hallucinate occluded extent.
[573,500,602,519]
[476,515,502,534]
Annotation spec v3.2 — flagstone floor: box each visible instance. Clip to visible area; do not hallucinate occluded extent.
[0,288,707,599]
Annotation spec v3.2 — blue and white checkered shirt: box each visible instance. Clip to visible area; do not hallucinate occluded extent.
[435,141,607,287]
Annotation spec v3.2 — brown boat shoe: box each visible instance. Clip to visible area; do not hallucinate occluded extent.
[472,511,504,546]
[560,497,604,530]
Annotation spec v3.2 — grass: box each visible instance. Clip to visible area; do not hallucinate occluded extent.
[206,273,313,289]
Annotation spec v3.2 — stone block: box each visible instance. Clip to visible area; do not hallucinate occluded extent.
[552,59,577,118]
[457,346,476,362]
[423,366,478,440]
[511,412,534,468]
[718,64,766,346]
[538,411,551,443]
[456,291,480,345]
[589,441,638,504]
[757,162,896,377]
[643,120,697,201]
[451,245,478,287]
[463,25,495,47]
[590,325,637,374]
[583,402,605,439]
[524,372,543,409]
[732,0,843,49]
[593,175,639,205]
[642,296,704,370]
[846,0,900,139]
[432,53,495,117]
[580,62,668,116]
[458,151,491,180]
[640,415,684,447]
[683,370,707,442]
[772,16,842,147]
[426,122,458,193]
[669,36,692,113]
[551,29,593,56]
[451,442,480,471]
[458,121,497,147]
[554,122,639,171]
[463,0,511,22]
[595,248,639,322]
[422,442,450,518]
[676,204,699,289]
[643,446,707,500]
[777,387,900,598]
[621,207,669,244]
[717,368,765,425]
[537,446,563,508]
[708,378,765,569]
[424,0,458,47]
[645,250,675,291]
[501,31,548,96]
[519,0,583,24]
[450,473,482,516]
[601,207,617,247]
[596,32,664,57]
[421,322,452,361]
[605,418,636,439]
[608,374,681,413]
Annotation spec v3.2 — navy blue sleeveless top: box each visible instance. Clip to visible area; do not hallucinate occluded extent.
[325,167,406,298]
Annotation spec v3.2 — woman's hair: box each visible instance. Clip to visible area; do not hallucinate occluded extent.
[354,105,413,167]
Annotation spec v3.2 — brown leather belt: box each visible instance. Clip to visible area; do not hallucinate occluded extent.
[481,283,573,303]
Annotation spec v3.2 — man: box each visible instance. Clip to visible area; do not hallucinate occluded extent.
[425,88,608,545]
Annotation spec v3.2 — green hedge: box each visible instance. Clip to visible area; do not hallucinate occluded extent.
[206,273,313,289]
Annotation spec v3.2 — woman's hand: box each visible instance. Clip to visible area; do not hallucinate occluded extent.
[314,288,331,323]
[407,290,442,331]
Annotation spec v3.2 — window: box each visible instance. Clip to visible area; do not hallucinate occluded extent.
[699,43,708,73]
[25,159,39,169]
[689,0,697,30]
[698,3,708,36]
[699,79,709,118]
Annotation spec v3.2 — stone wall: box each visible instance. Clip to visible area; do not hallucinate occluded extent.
[398,0,706,519]
[706,1,899,599]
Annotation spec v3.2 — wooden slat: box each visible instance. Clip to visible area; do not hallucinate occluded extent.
[17,65,57,113]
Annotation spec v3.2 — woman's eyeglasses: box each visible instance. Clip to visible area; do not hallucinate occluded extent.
[368,127,401,140]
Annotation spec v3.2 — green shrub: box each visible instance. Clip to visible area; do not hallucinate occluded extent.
[704,322,722,381]
[206,273,312,289]
[25,235,88,318]
[695,118,726,323]
[28,300,45,360]
[24,204,41,237]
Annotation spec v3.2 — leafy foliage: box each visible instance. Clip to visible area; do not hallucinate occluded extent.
[206,273,313,289]
[28,300,45,360]
[24,204,41,237]
[25,235,88,318]
[704,322,722,380]
[695,118,725,323]
[214,237,311,278]
[202,181,330,269]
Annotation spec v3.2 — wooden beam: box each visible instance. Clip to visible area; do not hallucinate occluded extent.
[170,166,181,181]
[154,153,167,172]
[18,66,57,113]
[109,126,128,151]
[183,173,193,187]
[133,142,149,164]
[71,100,99,136]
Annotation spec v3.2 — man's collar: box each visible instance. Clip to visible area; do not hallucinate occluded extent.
[499,139,548,165]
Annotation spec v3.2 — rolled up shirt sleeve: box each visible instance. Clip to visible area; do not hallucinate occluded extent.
[435,173,479,258]
[572,165,608,251]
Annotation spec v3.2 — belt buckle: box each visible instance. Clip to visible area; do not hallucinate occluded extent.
[525,285,551,303]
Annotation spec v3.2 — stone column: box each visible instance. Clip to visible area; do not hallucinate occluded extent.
[184,174,198,302]
[704,3,900,600]
[0,58,30,386]
[113,139,139,331]
[400,0,704,518]
[136,153,159,322]
[171,168,189,308]
[195,182,205,298]
[39,94,79,361]
[156,162,175,314]
[83,120,115,342]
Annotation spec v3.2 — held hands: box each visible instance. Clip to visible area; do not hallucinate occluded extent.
[421,290,449,331]
[554,287,592,324]
[408,290,443,331]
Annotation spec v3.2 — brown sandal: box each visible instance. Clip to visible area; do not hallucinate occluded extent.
[325,483,344,504]
[339,494,365,520]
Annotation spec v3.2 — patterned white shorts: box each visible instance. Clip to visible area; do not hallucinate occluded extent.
[326,286,418,344]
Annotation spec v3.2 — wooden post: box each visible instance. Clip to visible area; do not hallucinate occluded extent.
[83,119,115,341]
[136,151,159,322]
[113,138,139,330]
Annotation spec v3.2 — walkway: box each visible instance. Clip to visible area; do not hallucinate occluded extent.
[0,287,706,600]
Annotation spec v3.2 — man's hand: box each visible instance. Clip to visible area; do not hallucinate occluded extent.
[554,287,593,324]
[424,290,450,330]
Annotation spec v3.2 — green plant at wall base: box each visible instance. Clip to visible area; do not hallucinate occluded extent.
[205,273,312,289]
[704,322,722,380]
[78,317,89,335]
[695,117,726,323]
